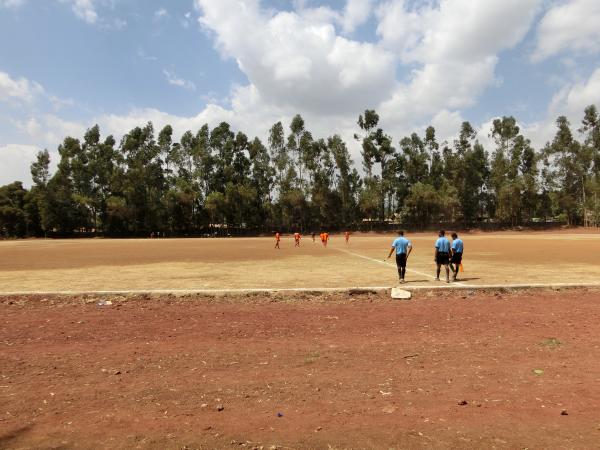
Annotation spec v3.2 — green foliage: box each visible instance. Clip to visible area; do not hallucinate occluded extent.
[3,104,600,238]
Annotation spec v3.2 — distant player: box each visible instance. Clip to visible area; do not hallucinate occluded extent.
[434,230,451,282]
[323,232,329,247]
[386,230,412,284]
[344,231,350,245]
[294,232,301,247]
[275,232,281,249]
[449,232,463,281]
[312,232,316,243]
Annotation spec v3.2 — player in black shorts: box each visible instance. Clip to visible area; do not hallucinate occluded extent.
[386,231,413,284]
[450,232,463,281]
[434,230,451,282]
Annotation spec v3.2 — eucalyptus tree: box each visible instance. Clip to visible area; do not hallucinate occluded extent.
[544,116,589,224]
[355,110,395,220]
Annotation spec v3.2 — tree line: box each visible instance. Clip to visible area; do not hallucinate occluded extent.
[1,105,599,237]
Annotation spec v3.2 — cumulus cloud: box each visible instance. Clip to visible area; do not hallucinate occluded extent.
[533,0,600,62]
[523,67,600,148]
[0,71,44,104]
[341,0,373,33]
[14,114,87,148]
[0,144,41,186]
[189,0,542,149]
[1,0,560,185]
[376,0,540,129]
[196,0,396,115]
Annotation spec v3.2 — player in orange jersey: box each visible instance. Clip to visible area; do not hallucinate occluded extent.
[344,231,350,244]
[275,232,281,249]
[294,232,301,247]
[323,232,329,247]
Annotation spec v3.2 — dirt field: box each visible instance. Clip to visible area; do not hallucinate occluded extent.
[1,231,600,293]
[2,289,600,449]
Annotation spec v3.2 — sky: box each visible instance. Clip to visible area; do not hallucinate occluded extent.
[1,0,600,186]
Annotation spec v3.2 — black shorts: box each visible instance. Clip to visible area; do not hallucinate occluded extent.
[395,253,407,268]
[451,252,462,264]
[436,252,449,265]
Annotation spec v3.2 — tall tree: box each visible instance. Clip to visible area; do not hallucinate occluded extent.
[545,116,588,225]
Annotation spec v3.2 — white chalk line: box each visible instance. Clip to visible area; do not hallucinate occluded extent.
[0,287,390,296]
[1,282,600,297]
[335,248,467,286]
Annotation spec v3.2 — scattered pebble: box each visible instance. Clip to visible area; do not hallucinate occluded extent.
[458,400,468,406]
[382,405,397,414]
[561,410,568,416]
[216,404,224,411]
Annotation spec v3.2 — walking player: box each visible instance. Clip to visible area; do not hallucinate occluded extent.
[344,231,350,245]
[294,232,301,247]
[450,232,463,281]
[386,231,412,284]
[275,232,281,249]
[434,230,451,282]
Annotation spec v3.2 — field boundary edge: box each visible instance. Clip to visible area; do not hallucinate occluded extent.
[2,282,600,297]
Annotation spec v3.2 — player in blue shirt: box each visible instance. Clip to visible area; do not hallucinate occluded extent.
[450,232,464,281]
[434,230,451,282]
[386,231,413,284]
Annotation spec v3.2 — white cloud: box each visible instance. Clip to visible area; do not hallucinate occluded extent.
[548,68,600,118]
[137,48,158,62]
[163,70,197,91]
[376,0,540,136]
[69,0,98,24]
[154,8,168,20]
[0,0,25,8]
[197,0,396,115]
[14,114,87,148]
[340,0,373,33]
[0,0,555,185]
[0,71,44,104]
[533,0,600,62]
[0,144,41,186]
[181,11,193,28]
[522,67,600,148]
[194,0,540,138]
[430,109,465,144]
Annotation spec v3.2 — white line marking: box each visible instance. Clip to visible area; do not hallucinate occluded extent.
[335,248,467,286]
[1,282,600,297]
[0,287,391,296]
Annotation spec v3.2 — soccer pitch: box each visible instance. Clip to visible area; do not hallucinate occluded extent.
[1,231,600,294]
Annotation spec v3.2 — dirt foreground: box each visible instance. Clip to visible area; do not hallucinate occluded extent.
[2,289,600,449]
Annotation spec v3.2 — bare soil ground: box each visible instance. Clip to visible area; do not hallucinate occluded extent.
[1,231,600,292]
[2,288,600,449]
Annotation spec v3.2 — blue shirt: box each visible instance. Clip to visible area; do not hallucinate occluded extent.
[452,238,464,253]
[391,237,411,255]
[435,237,451,253]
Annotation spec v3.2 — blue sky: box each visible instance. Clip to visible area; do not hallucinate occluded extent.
[2,0,600,185]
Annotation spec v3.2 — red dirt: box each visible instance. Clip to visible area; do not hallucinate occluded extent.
[2,289,600,449]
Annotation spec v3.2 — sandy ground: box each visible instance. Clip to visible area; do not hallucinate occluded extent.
[1,232,600,292]
[2,288,600,449]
